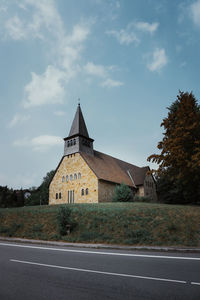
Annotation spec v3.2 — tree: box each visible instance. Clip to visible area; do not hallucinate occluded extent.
[148,91,200,204]
[25,170,55,206]
[112,183,133,202]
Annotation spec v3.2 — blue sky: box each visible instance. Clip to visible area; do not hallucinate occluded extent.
[1,0,200,189]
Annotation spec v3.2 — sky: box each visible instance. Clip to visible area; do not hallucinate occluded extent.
[1,0,200,189]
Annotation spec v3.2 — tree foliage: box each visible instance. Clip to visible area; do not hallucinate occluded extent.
[25,170,55,206]
[148,91,200,203]
[0,186,24,208]
[112,183,133,202]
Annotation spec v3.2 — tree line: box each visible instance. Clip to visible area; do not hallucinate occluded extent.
[0,170,55,208]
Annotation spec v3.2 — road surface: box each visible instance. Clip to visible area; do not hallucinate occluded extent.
[0,241,199,299]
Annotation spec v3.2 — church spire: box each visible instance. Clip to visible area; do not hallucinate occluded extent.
[68,104,89,138]
[64,104,94,156]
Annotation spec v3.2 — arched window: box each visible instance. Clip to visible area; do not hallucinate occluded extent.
[81,189,84,196]
[62,176,65,183]
[59,192,61,199]
[56,193,58,199]
[70,174,73,181]
[86,188,88,195]
[73,139,76,145]
[66,175,69,182]
[70,140,73,146]
[74,174,77,180]
[78,173,81,179]
[67,141,70,147]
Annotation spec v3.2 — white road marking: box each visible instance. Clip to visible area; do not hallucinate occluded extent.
[10,259,187,284]
[191,282,200,286]
[0,242,200,260]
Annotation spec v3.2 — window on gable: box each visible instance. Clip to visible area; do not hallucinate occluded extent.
[62,176,65,183]
[56,193,58,199]
[86,188,88,195]
[78,173,81,179]
[81,189,84,196]
[59,192,61,199]
[70,174,73,181]
[66,175,69,182]
[74,173,77,180]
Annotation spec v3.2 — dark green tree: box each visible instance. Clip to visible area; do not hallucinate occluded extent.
[25,170,55,206]
[148,91,200,204]
[112,183,133,202]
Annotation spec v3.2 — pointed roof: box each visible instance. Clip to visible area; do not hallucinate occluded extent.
[68,104,89,138]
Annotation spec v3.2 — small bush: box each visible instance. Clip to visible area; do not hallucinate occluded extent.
[112,183,133,202]
[57,206,76,236]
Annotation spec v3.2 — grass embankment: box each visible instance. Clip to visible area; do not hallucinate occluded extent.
[0,203,199,247]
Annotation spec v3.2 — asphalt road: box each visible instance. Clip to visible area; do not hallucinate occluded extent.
[0,241,199,300]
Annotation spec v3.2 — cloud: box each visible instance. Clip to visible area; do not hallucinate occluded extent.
[106,21,159,45]
[8,113,30,128]
[135,22,159,34]
[23,65,66,108]
[14,135,63,151]
[101,78,123,88]
[3,0,64,41]
[190,0,200,27]
[84,62,108,77]
[84,62,123,88]
[106,28,139,45]
[2,1,92,107]
[5,15,27,40]
[147,48,168,72]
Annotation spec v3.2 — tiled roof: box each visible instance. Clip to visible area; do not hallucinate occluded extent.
[80,150,149,187]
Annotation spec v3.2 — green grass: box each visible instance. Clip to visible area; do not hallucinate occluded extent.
[0,202,199,246]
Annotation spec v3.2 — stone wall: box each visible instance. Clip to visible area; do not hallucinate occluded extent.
[98,180,116,202]
[49,153,98,205]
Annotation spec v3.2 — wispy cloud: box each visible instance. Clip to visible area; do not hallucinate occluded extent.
[84,62,123,88]
[190,0,200,27]
[106,27,139,45]
[8,113,30,128]
[14,135,63,151]
[5,16,27,40]
[135,22,159,34]
[106,21,159,45]
[147,48,168,72]
[101,78,123,88]
[84,62,108,77]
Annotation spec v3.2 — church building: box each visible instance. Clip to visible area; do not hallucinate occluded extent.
[49,104,157,204]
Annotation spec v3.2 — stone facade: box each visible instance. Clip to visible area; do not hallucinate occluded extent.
[137,174,157,201]
[49,153,98,204]
[98,180,117,202]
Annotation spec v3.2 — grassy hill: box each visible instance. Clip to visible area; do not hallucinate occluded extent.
[0,202,199,247]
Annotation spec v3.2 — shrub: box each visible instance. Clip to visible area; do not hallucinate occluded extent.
[56,206,76,236]
[112,183,133,202]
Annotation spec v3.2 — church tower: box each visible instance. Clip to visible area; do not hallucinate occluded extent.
[63,104,94,156]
